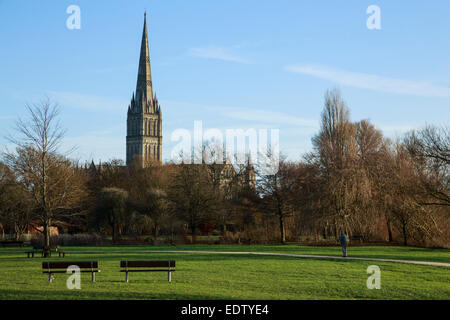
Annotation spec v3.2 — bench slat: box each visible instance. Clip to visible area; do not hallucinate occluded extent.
[120,260,175,268]
[43,270,101,274]
[42,261,98,269]
[120,269,176,272]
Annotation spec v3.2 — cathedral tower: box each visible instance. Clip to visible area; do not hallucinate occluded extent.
[126,13,162,166]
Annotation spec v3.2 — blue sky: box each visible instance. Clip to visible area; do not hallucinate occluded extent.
[0,0,449,163]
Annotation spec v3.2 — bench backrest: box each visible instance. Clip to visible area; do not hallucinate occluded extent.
[120,260,175,268]
[1,241,23,246]
[42,261,98,270]
[34,245,59,250]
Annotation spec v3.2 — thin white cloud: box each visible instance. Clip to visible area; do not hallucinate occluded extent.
[207,106,318,128]
[376,124,417,133]
[91,64,135,74]
[64,133,124,162]
[47,91,128,112]
[188,46,249,64]
[160,100,318,128]
[285,65,450,97]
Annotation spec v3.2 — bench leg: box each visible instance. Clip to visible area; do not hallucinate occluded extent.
[168,271,171,283]
[27,252,30,258]
[48,273,53,282]
[125,272,129,283]
[91,272,95,282]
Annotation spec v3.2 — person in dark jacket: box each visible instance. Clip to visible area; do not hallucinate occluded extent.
[339,232,349,257]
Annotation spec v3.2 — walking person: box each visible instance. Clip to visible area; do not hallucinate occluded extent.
[339,231,349,257]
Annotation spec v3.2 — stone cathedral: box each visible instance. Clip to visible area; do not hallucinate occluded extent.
[122,13,255,190]
[126,13,162,166]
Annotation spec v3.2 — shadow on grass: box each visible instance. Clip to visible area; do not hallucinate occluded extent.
[0,288,235,300]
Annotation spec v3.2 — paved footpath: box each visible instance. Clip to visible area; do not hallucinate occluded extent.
[151,250,450,267]
[67,249,450,267]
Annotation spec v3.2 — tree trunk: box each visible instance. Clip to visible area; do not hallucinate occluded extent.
[222,223,226,236]
[277,196,286,244]
[153,222,160,245]
[191,225,196,244]
[402,223,408,246]
[323,223,328,239]
[42,146,49,256]
[14,225,20,241]
[111,221,117,244]
[170,225,175,245]
[43,222,51,257]
[334,219,338,241]
[385,214,393,242]
[279,213,286,244]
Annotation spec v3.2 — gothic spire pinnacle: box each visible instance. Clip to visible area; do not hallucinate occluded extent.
[135,12,153,111]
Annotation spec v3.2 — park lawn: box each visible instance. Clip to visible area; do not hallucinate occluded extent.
[51,244,450,263]
[0,246,448,300]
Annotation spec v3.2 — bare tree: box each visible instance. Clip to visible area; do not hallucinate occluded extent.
[351,120,388,240]
[258,157,299,244]
[312,88,357,171]
[0,162,31,239]
[310,89,359,238]
[405,125,449,206]
[169,163,218,243]
[94,187,128,243]
[129,163,171,244]
[3,99,86,256]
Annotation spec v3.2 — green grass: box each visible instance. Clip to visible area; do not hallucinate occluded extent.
[0,245,448,300]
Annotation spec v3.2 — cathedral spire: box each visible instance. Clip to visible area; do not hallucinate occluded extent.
[127,12,162,167]
[136,12,153,110]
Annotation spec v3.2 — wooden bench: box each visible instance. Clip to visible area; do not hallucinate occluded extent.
[120,260,175,283]
[1,241,24,247]
[27,245,66,258]
[42,261,100,282]
[351,235,364,243]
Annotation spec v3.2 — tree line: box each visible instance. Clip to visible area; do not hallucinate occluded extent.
[0,91,448,252]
